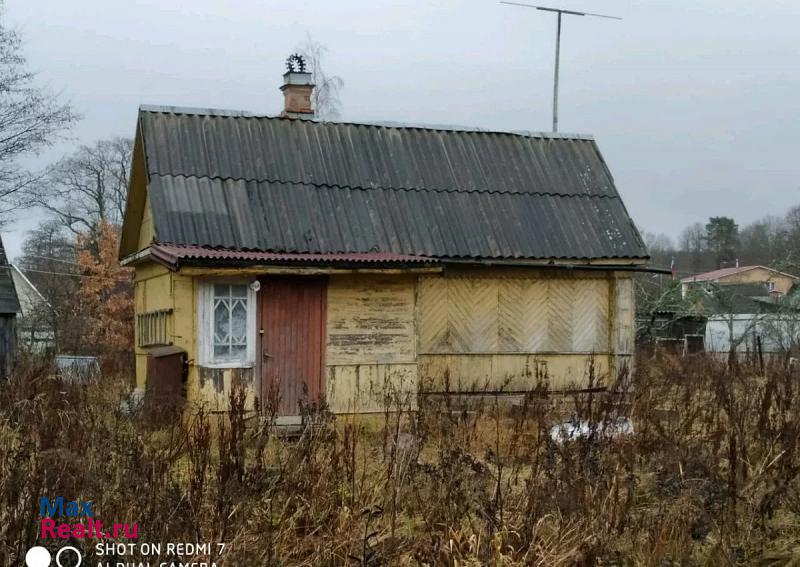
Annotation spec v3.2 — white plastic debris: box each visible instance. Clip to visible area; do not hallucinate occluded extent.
[119,387,145,415]
[549,416,634,444]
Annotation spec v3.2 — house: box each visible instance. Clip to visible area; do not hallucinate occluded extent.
[0,235,20,379]
[9,264,54,351]
[681,265,798,299]
[119,59,649,415]
[697,282,800,355]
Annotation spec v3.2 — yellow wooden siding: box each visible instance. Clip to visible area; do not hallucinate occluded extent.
[133,263,256,410]
[418,275,610,354]
[327,363,417,413]
[419,353,610,392]
[131,266,637,413]
[326,275,418,413]
[326,276,416,365]
[133,263,172,388]
[137,192,154,251]
[717,267,795,295]
[612,275,635,380]
[613,277,634,355]
[170,273,194,352]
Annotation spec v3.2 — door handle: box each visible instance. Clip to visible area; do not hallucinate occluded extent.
[263,351,273,359]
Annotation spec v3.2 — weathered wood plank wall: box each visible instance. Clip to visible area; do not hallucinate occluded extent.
[326,275,418,413]
[0,316,16,380]
[132,264,636,414]
[418,274,610,354]
[417,272,629,392]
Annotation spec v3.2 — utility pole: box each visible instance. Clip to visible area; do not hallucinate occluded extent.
[500,2,621,132]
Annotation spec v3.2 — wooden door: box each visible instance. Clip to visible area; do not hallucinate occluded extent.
[259,277,327,415]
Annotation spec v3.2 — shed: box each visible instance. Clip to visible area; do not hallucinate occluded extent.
[0,234,19,379]
[119,63,649,415]
[10,264,54,351]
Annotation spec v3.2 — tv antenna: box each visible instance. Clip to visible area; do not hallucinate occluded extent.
[500,2,621,132]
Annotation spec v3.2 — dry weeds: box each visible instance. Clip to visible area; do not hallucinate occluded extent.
[2,353,800,565]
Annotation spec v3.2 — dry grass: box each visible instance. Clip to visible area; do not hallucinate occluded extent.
[2,353,800,565]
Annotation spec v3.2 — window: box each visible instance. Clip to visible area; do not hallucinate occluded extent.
[199,282,256,367]
[767,281,776,292]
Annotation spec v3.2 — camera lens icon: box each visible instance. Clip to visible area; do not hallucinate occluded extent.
[25,546,82,567]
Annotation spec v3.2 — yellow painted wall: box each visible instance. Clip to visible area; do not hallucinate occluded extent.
[717,267,796,295]
[133,265,637,414]
[415,271,631,391]
[133,262,172,389]
[137,193,154,250]
[418,353,612,392]
[418,273,610,354]
[325,275,418,413]
[683,267,798,297]
[133,262,256,412]
[327,276,417,364]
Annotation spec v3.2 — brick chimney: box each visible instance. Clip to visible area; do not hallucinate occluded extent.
[280,54,314,119]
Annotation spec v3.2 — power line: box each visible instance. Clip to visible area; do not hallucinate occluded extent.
[20,267,130,280]
[21,253,80,266]
[500,1,621,132]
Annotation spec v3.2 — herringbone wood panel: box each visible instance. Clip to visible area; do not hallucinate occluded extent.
[572,279,609,352]
[498,279,524,351]
[418,277,448,352]
[547,279,574,351]
[418,276,610,354]
[521,280,549,351]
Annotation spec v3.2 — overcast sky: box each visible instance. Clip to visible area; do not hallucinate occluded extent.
[3,0,799,259]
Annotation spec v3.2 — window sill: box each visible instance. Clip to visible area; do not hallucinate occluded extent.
[197,362,255,370]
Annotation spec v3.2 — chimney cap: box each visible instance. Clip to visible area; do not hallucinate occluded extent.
[281,71,313,88]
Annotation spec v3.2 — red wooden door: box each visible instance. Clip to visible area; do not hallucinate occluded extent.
[259,277,327,415]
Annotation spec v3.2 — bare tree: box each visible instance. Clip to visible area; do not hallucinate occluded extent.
[32,137,133,234]
[17,219,87,353]
[0,3,78,222]
[298,35,344,120]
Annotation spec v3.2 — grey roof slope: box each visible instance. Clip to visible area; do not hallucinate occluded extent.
[0,234,20,314]
[137,106,648,261]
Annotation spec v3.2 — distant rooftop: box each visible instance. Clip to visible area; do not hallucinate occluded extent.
[681,265,799,284]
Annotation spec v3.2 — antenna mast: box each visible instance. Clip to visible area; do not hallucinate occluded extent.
[500,1,621,132]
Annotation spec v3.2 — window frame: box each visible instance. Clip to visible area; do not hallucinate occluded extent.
[197,280,257,368]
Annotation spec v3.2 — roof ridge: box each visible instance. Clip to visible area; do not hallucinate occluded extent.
[149,171,619,200]
[138,104,594,140]
[681,264,799,282]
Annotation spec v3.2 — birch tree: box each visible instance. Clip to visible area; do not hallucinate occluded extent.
[298,35,344,120]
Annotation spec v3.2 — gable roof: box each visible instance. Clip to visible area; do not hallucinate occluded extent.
[681,265,799,284]
[10,264,47,316]
[122,105,648,263]
[0,234,20,315]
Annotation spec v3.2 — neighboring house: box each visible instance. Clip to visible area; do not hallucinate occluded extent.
[10,264,54,351]
[681,265,798,298]
[697,282,800,355]
[705,313,800,355]
[0,235,20,379]
[119,60,649,415]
